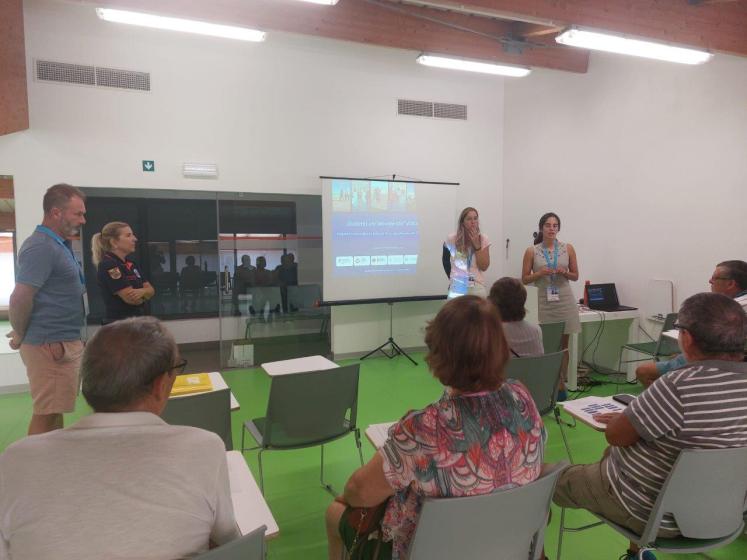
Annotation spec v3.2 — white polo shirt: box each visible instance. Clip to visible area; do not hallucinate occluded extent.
[0,412,239,560]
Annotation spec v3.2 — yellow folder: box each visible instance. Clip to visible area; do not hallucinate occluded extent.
[170,373,213,396]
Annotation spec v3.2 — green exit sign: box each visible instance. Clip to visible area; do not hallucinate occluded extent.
[142,160,155,172]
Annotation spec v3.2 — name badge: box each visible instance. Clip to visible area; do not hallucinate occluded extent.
[468,275,476,288]
[547,286,560,302]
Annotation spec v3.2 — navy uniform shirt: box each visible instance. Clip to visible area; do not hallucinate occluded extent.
[97,252,146,321]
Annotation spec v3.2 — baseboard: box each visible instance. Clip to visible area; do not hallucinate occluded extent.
[0,383,29,395]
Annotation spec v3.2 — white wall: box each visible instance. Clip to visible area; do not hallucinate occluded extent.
[0,0,505,361]
[503,52,747,312]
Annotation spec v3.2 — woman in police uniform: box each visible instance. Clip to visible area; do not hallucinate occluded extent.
[92,221,155,323]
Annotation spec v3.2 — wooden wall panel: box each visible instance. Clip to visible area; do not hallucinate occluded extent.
[0,0,29,136]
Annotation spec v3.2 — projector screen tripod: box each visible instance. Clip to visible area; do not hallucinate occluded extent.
[360,302,417,365]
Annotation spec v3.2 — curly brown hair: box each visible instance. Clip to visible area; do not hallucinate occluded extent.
[425,296,509,392]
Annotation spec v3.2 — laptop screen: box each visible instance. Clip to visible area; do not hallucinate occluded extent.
[587,283,620,309]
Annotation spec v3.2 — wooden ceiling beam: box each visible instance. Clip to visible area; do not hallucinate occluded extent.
[79,0,589,73]
[0,0,29,136]
[408,0,747,57]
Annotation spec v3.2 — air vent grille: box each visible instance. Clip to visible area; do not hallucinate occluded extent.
[36,60,95,86]
[398,98,467,120]
[96,67,150,91]
[398,99,434,117]
[434,102,467,120]
[35,60,151,92]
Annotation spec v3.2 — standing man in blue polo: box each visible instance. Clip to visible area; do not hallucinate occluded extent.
[7,184,87,435]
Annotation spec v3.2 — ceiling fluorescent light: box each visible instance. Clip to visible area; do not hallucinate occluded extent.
[96,8,266,42]
[555,28,712,65]
[293,0,340,4]
[416,54,531,77]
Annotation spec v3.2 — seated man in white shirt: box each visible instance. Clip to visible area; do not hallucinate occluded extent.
[0,317,240,560]
[636,259,747,387]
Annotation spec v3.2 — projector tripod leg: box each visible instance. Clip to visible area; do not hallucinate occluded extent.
[359,301,418,366]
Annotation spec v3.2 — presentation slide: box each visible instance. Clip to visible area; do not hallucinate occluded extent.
[322,177,458,303]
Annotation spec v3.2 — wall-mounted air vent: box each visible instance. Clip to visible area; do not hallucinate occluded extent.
[434,102,467,120]
[397,98,467,120]
[35,59,151,92]
[36,60,95,86]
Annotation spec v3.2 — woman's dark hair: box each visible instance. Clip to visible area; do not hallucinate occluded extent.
[533,212,561,245]
[488,277,527,322]
[425,296,509,392]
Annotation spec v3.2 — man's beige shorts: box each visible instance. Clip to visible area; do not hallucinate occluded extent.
[20,341,84,415]
[553,459,678,539]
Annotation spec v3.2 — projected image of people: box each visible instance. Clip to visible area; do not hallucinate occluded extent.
[332,181,351,212]
[351,181,369,212]
[330,178,419,278]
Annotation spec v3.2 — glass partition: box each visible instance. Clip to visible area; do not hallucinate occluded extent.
[80,187,325,373]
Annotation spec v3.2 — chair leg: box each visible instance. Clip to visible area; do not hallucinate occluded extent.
[355,429,364,467]
[257,449,265,495]
[320,445,337,497]
[241,424,246,452]
[554,408,575,464]
[556,507,566,560]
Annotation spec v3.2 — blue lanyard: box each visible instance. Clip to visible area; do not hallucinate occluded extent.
[541,240,558,270]
[541,240,558,285]
[35,225,85,285]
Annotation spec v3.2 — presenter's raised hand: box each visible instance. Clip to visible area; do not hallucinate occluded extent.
[467,228,482,250]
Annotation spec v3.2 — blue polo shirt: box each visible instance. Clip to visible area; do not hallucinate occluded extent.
[16,228,85,344]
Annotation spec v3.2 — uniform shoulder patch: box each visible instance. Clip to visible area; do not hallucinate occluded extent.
[108,267,122,279]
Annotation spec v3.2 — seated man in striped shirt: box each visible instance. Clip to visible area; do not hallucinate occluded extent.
[553,292,747,560]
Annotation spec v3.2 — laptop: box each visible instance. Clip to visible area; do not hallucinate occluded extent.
[586,283,637,312]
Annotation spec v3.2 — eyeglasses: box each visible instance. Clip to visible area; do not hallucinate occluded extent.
[709,276,731,282]
[672,322,689,331]
[172,359,188,374]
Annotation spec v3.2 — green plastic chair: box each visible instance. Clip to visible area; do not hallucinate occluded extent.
[409,462,569,560]
[241,363,364,495]
[194,525,265,560]
[557,447,747,559]
[505,351,573,462]
[618,312,679,372]
[161,387,233,451]
[539,321,565,354]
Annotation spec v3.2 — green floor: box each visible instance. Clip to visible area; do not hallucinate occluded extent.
[1,354,745,560]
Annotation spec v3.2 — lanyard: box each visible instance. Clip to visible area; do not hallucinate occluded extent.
[541,240,558,286]
[35,225,85,285]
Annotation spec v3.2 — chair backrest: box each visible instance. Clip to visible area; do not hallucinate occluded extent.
[287,284,322,310]
[539,322,565,354]
[409,461,568,560]
[639,447,747,545]
[263,364,360,448]
[194,525,266,560]
[655,312,680,356]
[161,388,233,450]
[504,351,565,416]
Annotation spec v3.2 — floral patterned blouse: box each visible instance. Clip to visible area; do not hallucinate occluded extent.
[379,380,546,559]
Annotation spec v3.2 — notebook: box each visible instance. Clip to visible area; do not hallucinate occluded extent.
[587,283,637,312]
[170,373,213,396]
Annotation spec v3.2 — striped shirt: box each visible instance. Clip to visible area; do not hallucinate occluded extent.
[607,360,747,532]
[503,320,544,357]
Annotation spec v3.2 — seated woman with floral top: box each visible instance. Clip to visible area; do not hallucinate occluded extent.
[325,295,547,560]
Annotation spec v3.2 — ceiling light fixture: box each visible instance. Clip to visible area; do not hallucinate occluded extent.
[555,28,712,65]
[416,54,531,77]
[293,0,340,4]
[96,8,266,42]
